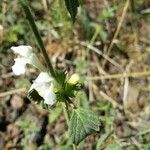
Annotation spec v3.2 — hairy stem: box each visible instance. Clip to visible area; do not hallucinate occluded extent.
[20,0,56,78]
[62,102,78,149]
[62,101,70,126]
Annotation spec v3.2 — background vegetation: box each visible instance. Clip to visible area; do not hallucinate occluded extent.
[0,0,150,149]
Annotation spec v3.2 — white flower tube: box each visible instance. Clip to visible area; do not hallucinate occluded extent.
[29,72,56,105]
[11,45,46,75]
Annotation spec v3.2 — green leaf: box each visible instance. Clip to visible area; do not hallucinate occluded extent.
[64,0,79,23]
[69,108,100,145]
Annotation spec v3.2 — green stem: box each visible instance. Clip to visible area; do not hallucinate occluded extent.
[62,102,78,150]
[85,26,99,53]
[90,27,99,45]
[62,101,70,126]
[73,144,78,150]
[20,0,56,78]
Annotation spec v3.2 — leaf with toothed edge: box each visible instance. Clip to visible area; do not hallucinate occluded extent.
[64,0,79,23]
[69,108,101,145]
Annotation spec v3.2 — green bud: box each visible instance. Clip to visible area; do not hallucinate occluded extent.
[68,74,79,85]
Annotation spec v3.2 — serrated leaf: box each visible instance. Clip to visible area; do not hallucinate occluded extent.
[64,0,79,23]
[69,108,100,145]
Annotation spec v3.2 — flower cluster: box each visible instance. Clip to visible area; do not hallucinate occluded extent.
[11,45,80,106]
[11,45,56,105]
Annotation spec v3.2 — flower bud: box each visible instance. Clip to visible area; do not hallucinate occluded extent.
[68,74,79,85]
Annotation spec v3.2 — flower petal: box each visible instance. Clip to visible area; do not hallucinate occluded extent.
[43,84,56,105]
[32,72,53,83]
[12,58,27,75]
[29,72,55,104]
[29,75,56,105]
[11,45,46,72]
[11,45,32,57]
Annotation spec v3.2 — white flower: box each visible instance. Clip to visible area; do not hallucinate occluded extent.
[43,84,56,105]
[29,72,56,105]
[11,45,45,75]
[11,45,56,105]
[68,73,80,85]
[12,58,27,75]
[11,45,32,57]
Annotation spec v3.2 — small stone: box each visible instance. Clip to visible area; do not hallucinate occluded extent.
[10,95,24,109]
[7,123,20,137]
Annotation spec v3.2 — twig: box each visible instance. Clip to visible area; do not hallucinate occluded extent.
[88,70,94,102]
[131,137,144,150]
[141,8,150,14]
[123,74,129,104]
[79,41,124,71]
[89,71,150,80]
[123,61,133,106]
[102,0,130,67]
[0,88,27,98]
[139,37,150,45]
[1,72,14,78]
[93,55,107,75]
[99,91,123,110]
[42,0,48,12]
